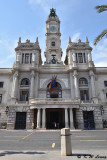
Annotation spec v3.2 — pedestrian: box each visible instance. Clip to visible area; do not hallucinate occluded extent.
[32,122,34,129]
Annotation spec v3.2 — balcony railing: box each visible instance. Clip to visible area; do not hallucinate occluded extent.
[30,98,80,105]
[80,100,92,103]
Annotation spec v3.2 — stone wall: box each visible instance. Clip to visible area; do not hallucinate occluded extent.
[75,108,84,129]
[94,107,103,129]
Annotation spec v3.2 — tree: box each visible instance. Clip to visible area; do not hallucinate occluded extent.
[94,5,107,46]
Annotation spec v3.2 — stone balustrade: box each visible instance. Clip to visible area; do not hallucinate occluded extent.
[30,98,80,105]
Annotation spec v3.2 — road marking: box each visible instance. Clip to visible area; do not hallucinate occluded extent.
[0,140,19,141]
[75,136,96,137]
[4,136,23,137]
[79,140,107,142]
[21,131,35,140]
[52,143,55,148]
[23,138,59,141]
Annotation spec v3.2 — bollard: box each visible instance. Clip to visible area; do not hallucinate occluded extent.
[61,128,72,156]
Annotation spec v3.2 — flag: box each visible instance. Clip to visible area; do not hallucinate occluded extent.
[51,75,57,88]
[49,75,55,90]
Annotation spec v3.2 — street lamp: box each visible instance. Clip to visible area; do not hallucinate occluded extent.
[100,105,104,115]
[5,106,9,116]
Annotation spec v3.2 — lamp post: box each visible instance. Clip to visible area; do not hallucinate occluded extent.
[100,105,104,115]
[5,106,9,116]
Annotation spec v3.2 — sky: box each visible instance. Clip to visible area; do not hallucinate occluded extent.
[0,0,107,68]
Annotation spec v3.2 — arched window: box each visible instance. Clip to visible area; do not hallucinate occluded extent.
[21,78,29,85]
[79,78,88,85]
[47,82,62,98]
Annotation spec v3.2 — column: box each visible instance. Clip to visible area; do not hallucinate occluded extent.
[73,70,79,98]
[12,71,18,98]
[65,108,69,128]
[37,108,41,129]
[35,72,39,98]
[89,70,96,97]
[42,108,46,129]
[30,71,35,98]
[69,72,74,99]
[70,108,74,129]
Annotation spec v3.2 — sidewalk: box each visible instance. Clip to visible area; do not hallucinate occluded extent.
[0,149,107,160]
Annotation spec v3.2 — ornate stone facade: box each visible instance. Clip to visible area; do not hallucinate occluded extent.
[0,8,107,130]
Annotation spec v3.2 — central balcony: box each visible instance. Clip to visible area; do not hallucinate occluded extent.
[30,98,80,105]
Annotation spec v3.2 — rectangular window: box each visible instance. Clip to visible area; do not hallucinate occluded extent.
[20,90,29,101]
[106,93,107,98]
[0,82,3,88]
[51,42,55,46]
[104,81,107,87]
[0,94,2,103]
[80,90,89,101]
[22,54,24,64]
[83,53,86,63]
[25,54,29,64]
[78,53,83,63]
[76,53,78,63]
[30,54,32,63]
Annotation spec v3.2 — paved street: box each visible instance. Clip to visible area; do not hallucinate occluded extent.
[0,129,107,159]
[0,129,107,150]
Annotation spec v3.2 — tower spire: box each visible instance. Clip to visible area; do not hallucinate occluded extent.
[69,36,71,43]
[86,36,89,44]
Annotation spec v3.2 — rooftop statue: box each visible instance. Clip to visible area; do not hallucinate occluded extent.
[49,8,57,18]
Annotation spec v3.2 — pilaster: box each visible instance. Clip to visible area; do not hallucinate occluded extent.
[35,72,39,98]
[73,70,79,99]
[11,71,19,100]
[69,72,74,99]
[30,71,35,98]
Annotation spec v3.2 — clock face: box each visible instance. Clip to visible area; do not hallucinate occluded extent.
[50,26,56,32]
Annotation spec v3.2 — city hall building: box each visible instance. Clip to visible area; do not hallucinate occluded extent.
[0,9,107,130]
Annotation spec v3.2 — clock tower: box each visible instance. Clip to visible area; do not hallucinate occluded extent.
[44,8,63,64]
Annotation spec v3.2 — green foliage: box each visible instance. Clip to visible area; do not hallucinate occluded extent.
[94,5,107,46]
[94,29,107,46]
[1,122,7,126]
[95,5,107,13]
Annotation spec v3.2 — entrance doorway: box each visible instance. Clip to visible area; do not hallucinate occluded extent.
[83,111,95,129]
[46,108,64,129]
[15,112,26,129]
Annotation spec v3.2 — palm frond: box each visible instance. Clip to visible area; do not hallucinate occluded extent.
[95,5,107,13]
[94,29,107,46]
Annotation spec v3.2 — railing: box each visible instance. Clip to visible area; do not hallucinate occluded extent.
[80,100,92,103]
[16,101,29,105]
[30,98,80,105]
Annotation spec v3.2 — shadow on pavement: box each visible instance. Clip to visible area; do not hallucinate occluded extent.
[71,153,92,158]
[0,151,45,157]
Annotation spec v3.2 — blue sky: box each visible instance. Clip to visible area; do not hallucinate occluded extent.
[0,0,107,67]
